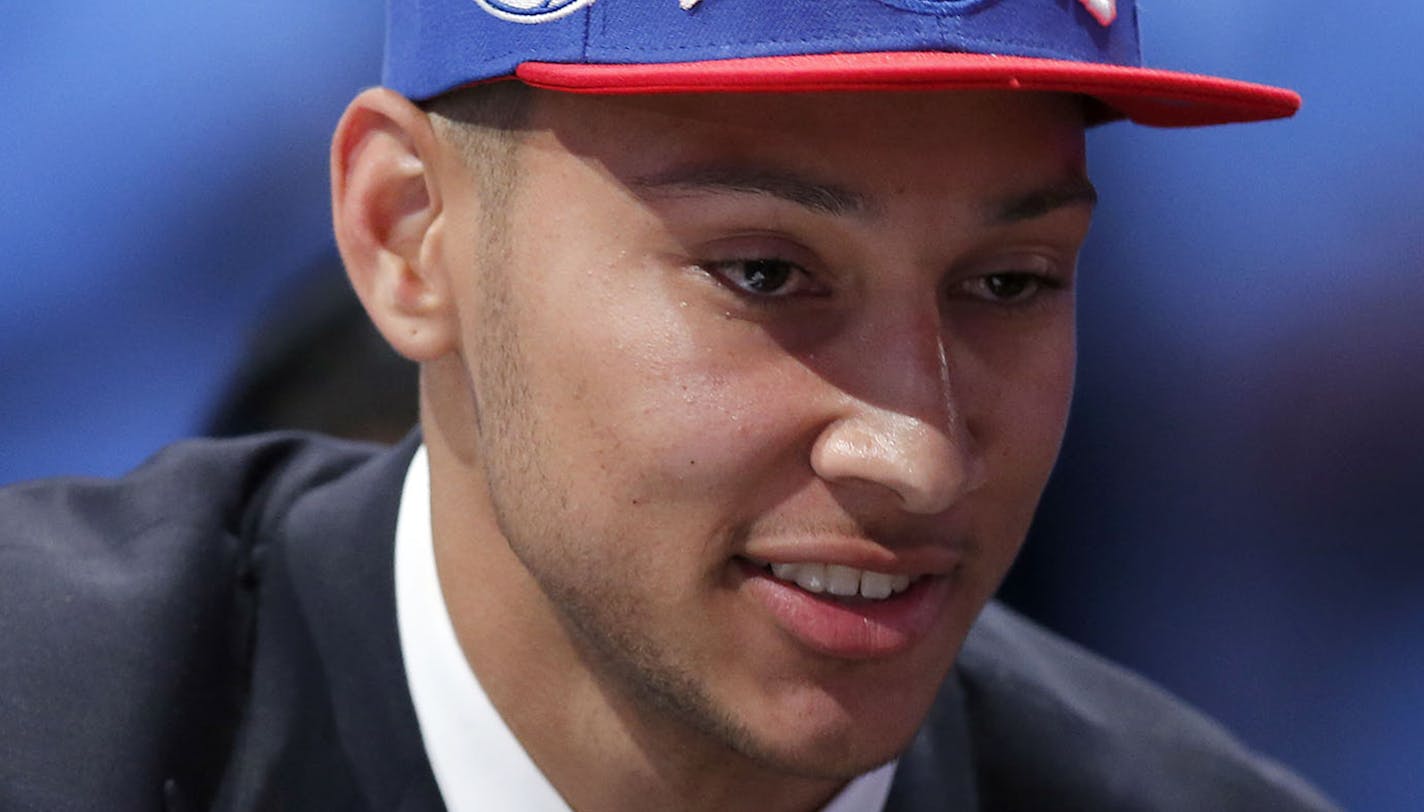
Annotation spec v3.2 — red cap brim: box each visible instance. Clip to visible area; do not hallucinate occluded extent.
[517,51,1299,127]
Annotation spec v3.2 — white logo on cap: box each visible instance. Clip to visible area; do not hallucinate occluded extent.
[473,0,597,24]
[473,0,701,23]
[1077,0,1116,26]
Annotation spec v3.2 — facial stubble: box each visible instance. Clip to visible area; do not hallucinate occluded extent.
[462,204,885,787]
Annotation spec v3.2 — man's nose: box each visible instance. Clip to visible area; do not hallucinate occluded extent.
[808,315,984,516]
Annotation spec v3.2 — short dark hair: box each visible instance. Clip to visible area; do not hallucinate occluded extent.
[421,81,534,215]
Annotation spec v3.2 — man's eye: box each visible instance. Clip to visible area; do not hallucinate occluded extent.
[962,272,1058,304]
[706,258,808,297]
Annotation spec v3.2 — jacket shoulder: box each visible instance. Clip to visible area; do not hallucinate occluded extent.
[1,432,381,548]
[0,433,384,810]
[956,601,1338,811]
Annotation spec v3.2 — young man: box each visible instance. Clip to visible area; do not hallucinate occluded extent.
[1,1,1336,810]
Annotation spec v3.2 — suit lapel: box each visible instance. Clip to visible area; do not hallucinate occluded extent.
[277,432,444,810]
[883,673,980,811]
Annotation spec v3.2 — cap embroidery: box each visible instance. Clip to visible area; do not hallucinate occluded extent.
[472,0,597,24]
[1077,0,1116,26]
[680,0,701,8]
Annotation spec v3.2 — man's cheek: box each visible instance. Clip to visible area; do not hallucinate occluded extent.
[614,379,798,495]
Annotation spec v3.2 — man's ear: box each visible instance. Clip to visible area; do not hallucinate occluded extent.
[332,87,457,362]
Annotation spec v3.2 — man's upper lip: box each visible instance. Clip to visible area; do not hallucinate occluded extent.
[739,537,963,577]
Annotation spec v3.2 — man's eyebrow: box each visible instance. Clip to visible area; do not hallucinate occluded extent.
[989,176,1099,225]
[628,164,871,218]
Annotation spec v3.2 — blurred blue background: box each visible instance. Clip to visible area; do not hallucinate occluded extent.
[0,2,386,479]
[1,2,1418,808]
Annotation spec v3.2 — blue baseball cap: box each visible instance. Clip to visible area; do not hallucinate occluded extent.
[384,0,1299,127]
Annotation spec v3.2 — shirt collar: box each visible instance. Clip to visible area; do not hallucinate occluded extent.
[394,445,897,811]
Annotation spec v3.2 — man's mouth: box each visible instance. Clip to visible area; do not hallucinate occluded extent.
[736,555,949,659]
[752,560,920,601]
[741,554,929,604]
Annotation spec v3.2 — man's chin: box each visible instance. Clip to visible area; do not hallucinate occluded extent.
[706,621,967,780]
[716,696,927,782]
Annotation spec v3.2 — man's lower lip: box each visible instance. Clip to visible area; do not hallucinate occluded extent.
[734,559,950,660]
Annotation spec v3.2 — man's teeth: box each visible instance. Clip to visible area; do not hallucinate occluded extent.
[768,562,915,600]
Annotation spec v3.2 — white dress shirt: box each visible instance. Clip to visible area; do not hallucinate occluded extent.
[394,446,897,812]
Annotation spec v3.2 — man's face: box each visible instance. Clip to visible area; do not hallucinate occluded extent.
[431,89,1090,778]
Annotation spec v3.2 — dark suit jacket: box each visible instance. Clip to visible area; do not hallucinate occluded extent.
[0,433,1337,811]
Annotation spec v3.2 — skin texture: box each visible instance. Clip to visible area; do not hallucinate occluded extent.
[333,87,1092,812]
